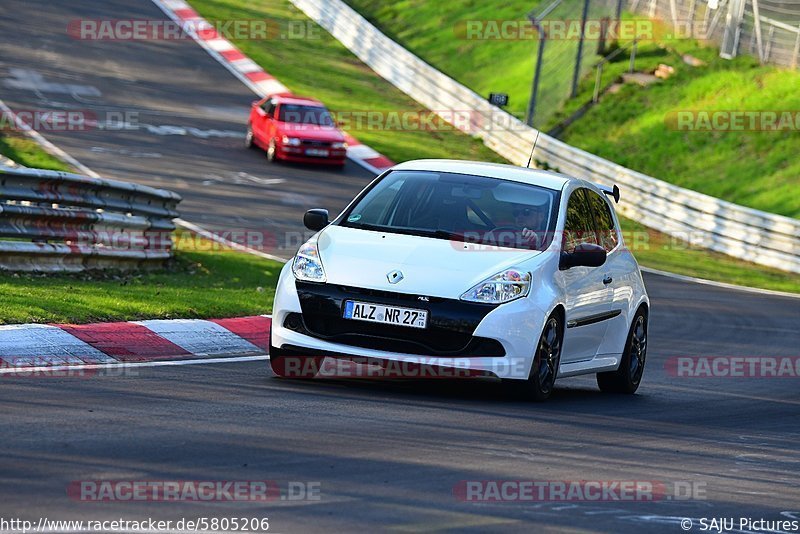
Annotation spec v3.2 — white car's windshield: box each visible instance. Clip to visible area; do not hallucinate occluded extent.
[340,170,561,251]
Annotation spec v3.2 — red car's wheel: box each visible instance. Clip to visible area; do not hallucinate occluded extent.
[266,139,279,162]
[245,124,256,149]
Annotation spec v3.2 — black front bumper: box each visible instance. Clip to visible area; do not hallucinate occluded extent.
[288,281,505,357]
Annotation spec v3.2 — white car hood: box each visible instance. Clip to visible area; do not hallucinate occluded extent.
[316,225,541,299]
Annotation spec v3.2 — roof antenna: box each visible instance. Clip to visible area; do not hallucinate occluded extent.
[526,130,541,169]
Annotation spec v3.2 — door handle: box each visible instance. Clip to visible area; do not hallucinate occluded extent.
[603,275,613,285]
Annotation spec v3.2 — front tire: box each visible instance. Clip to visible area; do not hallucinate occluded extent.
[597,308,648,394]
[245,124,255,149]
[266,139,278,162]
[509,312,563,402]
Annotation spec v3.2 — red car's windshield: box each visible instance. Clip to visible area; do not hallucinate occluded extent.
[279,104,335,126]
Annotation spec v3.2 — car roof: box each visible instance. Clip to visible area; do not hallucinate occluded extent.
[389,159,578,191]
[271,95,325,107]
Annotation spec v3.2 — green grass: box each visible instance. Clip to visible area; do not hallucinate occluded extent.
[0,235,283,324]
[343,1,800,219]
[556,40,800,218]
[188,0,505,164]
[619,218,799,293]
[345,0,544,119]
[0,131,73,171]
[344,0,595,127]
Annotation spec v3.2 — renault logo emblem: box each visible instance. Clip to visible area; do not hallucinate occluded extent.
[387,270,404,284]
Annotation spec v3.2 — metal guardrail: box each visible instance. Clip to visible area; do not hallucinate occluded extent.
[290,0,800,275]
[0,165,181,272]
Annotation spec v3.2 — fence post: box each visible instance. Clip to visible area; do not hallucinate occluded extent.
[526,20,547,126]
[792,25,800,69]
[720,0,745,59]
[630,39,638,73]
[571,0,591,98]
[751,0,765,63]
[764,24,775,61]
[598,17,609,55]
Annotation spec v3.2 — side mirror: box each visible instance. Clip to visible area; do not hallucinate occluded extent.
[303,209,329,231]
[560,243,607,270]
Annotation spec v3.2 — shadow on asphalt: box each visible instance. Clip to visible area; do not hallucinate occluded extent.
[262,371,648,408]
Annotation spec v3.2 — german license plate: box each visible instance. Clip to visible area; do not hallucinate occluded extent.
[305,148,329,157]
[343,301,428,329]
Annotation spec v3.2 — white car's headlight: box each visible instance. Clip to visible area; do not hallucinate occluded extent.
[282,136,302,146]
[292,239,326,282]
[331,141,348,149]
[460,268,531,304]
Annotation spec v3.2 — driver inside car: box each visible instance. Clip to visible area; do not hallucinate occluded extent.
[513,201,549,247]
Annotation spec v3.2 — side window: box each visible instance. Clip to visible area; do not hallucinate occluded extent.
[586,190,620,252]
[261,100,276,117]
[563,189,599,252]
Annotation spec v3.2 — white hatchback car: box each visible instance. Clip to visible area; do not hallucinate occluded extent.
[270,160,649,400]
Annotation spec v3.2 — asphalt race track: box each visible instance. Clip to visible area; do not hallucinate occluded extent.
[0,0,374,253]
[2,282,799,532]
[1,1,799,532]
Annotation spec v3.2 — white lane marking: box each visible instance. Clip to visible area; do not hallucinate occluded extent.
[204,171,286,186]
[3,68,102,97]
[641,266,800,300]
[134,319,263,356]
[279,191,321,206]
[0,324,115,365]
[88,119,245,138]
[0,355,269,375]
[90,146,163,158]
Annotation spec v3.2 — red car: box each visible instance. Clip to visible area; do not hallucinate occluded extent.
[246,95,348,167]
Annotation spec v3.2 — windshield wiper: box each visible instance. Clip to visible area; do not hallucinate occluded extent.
[411,229,467,242]
[347,223,465,242]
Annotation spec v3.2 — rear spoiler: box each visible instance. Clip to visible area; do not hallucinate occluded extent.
[597,184,620,204]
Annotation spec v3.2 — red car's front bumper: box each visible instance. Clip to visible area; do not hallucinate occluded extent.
[278,145,347,166]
